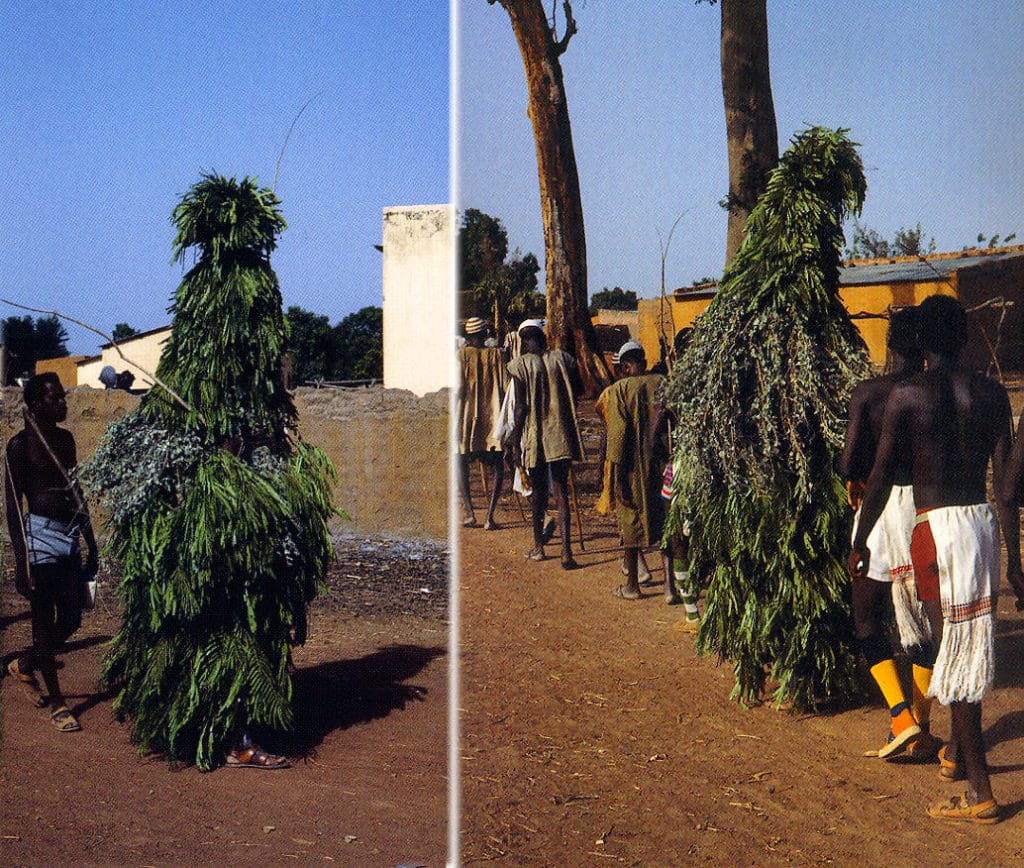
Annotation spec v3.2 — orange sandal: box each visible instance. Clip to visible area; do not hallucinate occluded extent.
[938,746,965,782]
[926,792,999,824]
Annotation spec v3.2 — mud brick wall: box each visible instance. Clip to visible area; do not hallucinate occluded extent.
[2,385,449,542]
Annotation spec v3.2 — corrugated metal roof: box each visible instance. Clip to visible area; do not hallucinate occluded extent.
[839,248,1024,287]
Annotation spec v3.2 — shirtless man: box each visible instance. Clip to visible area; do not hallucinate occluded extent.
[505,324,583,569]
[5,373,98,733]
[850,294,1024,824]
[840,307,939,759]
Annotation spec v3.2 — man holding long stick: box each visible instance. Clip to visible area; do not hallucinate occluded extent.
[5,372,98,732]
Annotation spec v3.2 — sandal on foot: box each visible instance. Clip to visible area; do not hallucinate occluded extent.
[524,547,547,562]
[611,584,641,600]
[50,707,81,733]
[226,746,290,770]
[938,747,965,782]
[8,660,48,708]
[926,792,1000,824]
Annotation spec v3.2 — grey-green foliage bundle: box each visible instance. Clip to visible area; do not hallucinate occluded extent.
[81,174,336,770]
[662,127,872,711]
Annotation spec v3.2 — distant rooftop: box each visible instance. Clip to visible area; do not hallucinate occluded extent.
[671,245,1024,297]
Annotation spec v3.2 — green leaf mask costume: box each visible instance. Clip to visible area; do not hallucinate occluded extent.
[81,174,336,769]
[662,128,872,711]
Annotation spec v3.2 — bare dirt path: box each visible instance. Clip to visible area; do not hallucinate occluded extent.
[459,485,1024,865]
[1,535,449,868]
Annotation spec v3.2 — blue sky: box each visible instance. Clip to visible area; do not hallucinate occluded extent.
[1,2,449,355]
[456,1,1024,298]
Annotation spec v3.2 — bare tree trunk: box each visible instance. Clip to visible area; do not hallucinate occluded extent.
[491,0,610,394]
[721,0,779,267]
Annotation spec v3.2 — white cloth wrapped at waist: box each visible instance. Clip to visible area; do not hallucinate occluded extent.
[24,514,81,565]
[923,504,1000,705]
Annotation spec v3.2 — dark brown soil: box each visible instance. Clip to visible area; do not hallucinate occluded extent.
[1,534,449,867]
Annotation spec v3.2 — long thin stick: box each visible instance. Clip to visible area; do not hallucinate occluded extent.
[569,466,585,552]
[273,93,322,192]
[0,297,199,421]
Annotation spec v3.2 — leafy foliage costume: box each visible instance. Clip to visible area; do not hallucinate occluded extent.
[661,128,871,710]
[81,175,335,769]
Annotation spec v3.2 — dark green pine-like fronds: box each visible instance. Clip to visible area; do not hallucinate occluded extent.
[80,174,337,770]
[141,173,295,449]
[662,127,872,711]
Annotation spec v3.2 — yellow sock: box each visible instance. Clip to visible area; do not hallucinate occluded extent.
[912,665,933,728]
[869,659,908,713]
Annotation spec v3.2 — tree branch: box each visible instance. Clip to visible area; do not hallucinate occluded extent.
[554,0,577,55]
[0,297,201,421]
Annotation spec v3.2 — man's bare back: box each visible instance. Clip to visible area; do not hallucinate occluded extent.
[881,367,1010,510]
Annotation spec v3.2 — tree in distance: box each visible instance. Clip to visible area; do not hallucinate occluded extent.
[111,323,140,343]
[589,287,638,317]
[1,314,69,383]
[460,208,543,336]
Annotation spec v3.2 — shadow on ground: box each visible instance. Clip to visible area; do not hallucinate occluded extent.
[260,643,446,757]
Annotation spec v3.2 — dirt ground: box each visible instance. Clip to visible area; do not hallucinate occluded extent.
[458,404,1024,866]
[1,534,450,868]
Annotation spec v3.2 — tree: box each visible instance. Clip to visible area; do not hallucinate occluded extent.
[460,209,543,335]
[1,314,69,383]
[589,286,638,316]
[969,231,1017,250]
[460,208,509,291]
[486,0,610,394]
[112,323,139,343]
[662,128,870,711]
[285,306,332,382]
[846,220,936,259]
[702,0,780,266]
[330,306,383,381]
[82,174,335,770]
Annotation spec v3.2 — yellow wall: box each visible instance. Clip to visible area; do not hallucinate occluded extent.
[635,278,994,369]
[35,355,89,388]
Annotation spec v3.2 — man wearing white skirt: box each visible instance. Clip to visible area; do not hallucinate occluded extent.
[851,294,1024,825]
[842,306,936,759]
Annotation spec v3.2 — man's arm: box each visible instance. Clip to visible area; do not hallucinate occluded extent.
[505,375,528,468]
[850,388,905,578]
[839,382,870,481]
[4,438,31,595]
[996,401,1024,608]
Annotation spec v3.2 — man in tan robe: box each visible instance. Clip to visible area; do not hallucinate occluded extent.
[605,341,668,600]
[458,316,509,529]
[505,323,583,568]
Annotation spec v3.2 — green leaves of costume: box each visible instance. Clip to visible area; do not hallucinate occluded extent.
[662,128,871,711]
[81,174,336,770]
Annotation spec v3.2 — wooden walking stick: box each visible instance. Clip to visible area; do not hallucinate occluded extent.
[568,465,585,552]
